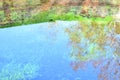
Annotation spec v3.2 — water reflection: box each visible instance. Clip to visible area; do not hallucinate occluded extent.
[0,21,119,80]
[65,21,120,80]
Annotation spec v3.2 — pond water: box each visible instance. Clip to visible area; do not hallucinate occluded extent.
[0,21,119,80]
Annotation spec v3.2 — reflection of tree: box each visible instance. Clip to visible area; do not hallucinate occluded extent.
[66,22,108,61]
[65,21,120,80]
[98,58,120,80]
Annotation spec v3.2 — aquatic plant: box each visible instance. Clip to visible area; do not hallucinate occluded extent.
[0,62,40,80]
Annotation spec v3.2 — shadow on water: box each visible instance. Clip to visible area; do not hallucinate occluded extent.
[0,21,120,80]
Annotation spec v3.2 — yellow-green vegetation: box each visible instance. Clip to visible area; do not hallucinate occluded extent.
[0,10,114,28]
[66,20,120,61]
[0,2,2,7]
[40,0,49,3]
[113,22,120,34]
[23,11,114,25]
[0,62,39,80]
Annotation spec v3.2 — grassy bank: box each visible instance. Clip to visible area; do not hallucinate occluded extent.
[0,10,114,28]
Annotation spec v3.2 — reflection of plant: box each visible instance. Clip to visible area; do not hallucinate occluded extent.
[97,58,120,80]
[0,62,39,80]
[66,21,114,61]
[66,20,120,80]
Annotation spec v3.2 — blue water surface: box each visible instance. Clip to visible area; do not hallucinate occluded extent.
[0,21,98,80]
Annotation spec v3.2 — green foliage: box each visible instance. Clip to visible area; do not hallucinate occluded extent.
[0,11,5,21]
[0,10,114,28]
[0,22,22,28]
[26,11,53,24]
[29,11,113,23]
